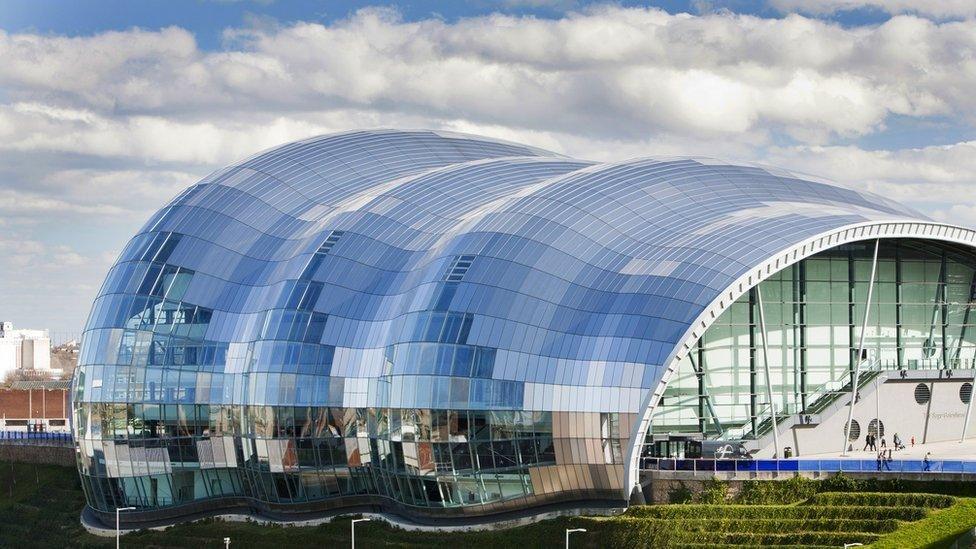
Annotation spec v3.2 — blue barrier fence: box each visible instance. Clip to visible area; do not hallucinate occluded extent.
[640,457,976,474]
[0,431,73,446]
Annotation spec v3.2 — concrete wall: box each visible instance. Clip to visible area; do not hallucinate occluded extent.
[0,340,19,380]
[787,373,976,456]
[23,337,51,371]
[0,325,52,376]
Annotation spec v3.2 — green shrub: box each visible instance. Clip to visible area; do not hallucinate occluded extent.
[736,475,819,504]
[611,517,898,534]
[601,521,882,548]
[668,483,695,503]
[626,503,927,521]
[696,478,730,504]
[818,474,976,498]
[807,492,955,509]
[675,545,837,549]
[818,472,861,493]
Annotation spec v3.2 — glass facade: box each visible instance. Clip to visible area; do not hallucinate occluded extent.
[73,129,959,524]
[655,239,976,439]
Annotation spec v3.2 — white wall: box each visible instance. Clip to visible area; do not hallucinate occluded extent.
[27,337,51,370]
[787,375,976,456]
[0,323,52,375]
[0,340,20,380]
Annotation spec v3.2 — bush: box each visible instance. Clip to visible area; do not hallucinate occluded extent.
[807,492,955,509]
[818,474,976,498]
[626,503,927,521]
[737,475,818,504]
[600,520,883,548]
[697,478,730,504]
[668,483,695,504]
[819,473,861,493]
[612,517,899,534]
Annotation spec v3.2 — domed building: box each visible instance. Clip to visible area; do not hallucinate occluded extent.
[73,129,976,526]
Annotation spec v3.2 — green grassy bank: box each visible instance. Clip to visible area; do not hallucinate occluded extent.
[1,462,975,548]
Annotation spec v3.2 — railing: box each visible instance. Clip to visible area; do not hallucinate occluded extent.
[0,431,74,446]
[714,359,883,443]
[640,457,976,474]
[879,358,976,371]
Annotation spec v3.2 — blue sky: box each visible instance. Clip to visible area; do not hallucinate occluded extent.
[0,0,900,46]
[1,0,975,334]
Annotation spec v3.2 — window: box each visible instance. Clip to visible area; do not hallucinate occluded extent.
[915,383,931,405]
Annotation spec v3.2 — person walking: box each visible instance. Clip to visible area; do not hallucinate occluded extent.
[883,450,892,471]
[876,451,883,471]
[881,436,887,449]
[911,435,916,448]
[923,452,932,472]
[893,433,902,450]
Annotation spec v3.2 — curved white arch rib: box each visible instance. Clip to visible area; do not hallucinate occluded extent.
[621,219,976,499]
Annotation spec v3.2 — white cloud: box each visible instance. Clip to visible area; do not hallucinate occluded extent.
[1,7,976,332]
[0,102,329,165]
[1,9,974,147]
[933,204,976,226]
[0,232,108,332]
[766,140,976,185]
[0,189,126,216]
[770,0,976,19]
[764,140,976,226]
[2,168,199,218]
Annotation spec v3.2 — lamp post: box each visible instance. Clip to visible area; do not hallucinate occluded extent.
[351,517,371,549]
[565,527,587,549]
[224,537,231,549]
[115,506,135,549]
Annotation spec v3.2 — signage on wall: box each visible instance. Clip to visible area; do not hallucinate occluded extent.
[928,412,965,420]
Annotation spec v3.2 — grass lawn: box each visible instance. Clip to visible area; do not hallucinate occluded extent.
[2,461,976,548]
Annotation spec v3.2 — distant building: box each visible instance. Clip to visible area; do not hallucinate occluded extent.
[51,340,79,377]
[0,380,70,433]
[0,321,55,380]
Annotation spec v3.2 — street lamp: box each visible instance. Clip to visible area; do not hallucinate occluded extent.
[565,527,587,549]
[115,506,136,549]
[351,517,371,549]
[224,537,231,549]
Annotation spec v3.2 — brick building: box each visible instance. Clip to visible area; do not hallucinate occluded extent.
[0,380,70,433]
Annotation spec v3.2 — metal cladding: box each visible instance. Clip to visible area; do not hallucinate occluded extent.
[74,129,936,520]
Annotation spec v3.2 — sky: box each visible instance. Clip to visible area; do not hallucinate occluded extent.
[1,0,975,336]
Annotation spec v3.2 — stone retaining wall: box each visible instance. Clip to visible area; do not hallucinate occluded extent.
[0,443,75,467]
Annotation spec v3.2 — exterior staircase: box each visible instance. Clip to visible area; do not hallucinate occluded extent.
[734,360,885,455]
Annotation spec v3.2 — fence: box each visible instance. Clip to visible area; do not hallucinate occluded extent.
[640,457,976,475]
[0,431,74,447]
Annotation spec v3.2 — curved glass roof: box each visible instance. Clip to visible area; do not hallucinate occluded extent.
[85,129,929,414]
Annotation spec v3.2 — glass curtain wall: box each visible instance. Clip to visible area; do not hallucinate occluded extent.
[74,403,561,512]
[652,239,976,439]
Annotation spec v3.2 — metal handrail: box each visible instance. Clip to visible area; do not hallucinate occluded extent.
[638,456,976,475]
[714,358,883,442]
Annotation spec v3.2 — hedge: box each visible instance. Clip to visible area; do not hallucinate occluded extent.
[626,503,928,521]
[806,492,955,508]
[599,522,883,548]
[608,517,899,533]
